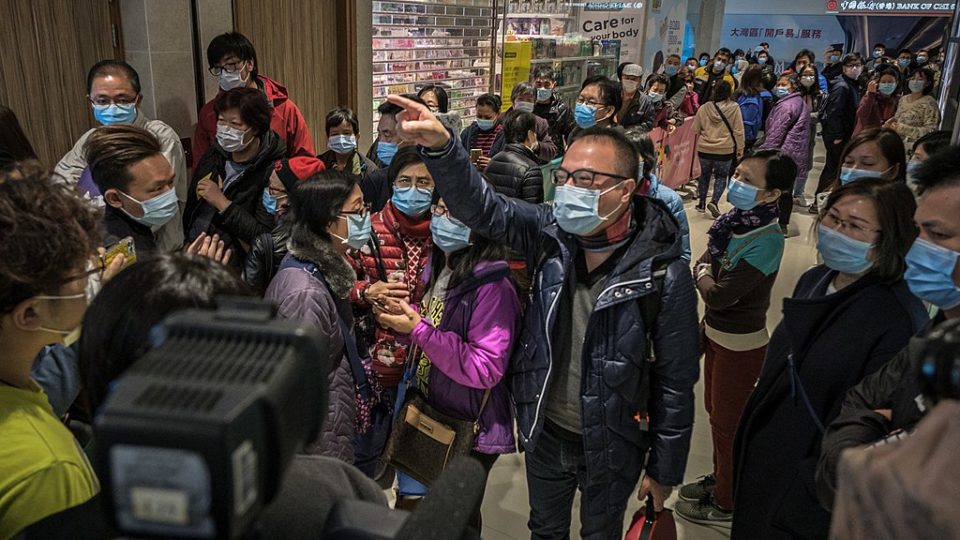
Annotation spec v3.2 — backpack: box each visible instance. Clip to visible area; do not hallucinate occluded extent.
[737,94,763,143]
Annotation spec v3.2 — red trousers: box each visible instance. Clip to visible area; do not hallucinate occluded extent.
[703,337,766,510]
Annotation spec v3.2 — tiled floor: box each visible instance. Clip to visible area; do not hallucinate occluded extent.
[476,144,827,539]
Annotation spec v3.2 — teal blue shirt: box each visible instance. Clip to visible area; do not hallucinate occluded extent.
[724,222,785,277]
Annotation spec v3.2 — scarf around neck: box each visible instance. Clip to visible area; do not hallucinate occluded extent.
[707,203,779,258]
[577,205,636,252]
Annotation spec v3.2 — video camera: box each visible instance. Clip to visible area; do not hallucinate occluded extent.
[919,318,960,405]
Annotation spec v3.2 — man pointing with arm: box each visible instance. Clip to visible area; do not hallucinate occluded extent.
[388,95,700,539]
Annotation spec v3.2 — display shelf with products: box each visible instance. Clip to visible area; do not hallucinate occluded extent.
[494,1,621,106]
[370,0,497,136]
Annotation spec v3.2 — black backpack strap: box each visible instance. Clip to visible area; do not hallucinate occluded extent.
[367,230,389,282]
[279,256,373,398]
[713,102,739,161]
[635,262,668,431]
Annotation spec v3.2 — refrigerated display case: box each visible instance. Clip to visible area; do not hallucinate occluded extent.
[496,1,621,105]
[371,0,497,135]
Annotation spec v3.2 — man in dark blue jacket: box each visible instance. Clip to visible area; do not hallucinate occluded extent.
[812,54,864,209]
[386,95,700,539]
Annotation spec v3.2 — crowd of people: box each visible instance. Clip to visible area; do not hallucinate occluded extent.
[0,29,958,540]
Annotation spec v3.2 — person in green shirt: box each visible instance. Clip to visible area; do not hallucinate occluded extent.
[0,162,120,538]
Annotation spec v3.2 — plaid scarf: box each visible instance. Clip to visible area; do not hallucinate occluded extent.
[707,203,779,258]
[577,206,636,252]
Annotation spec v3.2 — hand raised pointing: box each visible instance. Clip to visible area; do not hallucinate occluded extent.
[386,94,451,151]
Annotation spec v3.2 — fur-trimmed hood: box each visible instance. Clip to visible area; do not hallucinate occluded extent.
[286,223,356,299]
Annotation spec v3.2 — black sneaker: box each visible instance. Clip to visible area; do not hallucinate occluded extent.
[675,493,733,527]
[707,202,721,218]
[679,474,716,502]
[696,205,706,213]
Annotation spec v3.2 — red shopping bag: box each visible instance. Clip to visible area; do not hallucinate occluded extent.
[625,495,677,540]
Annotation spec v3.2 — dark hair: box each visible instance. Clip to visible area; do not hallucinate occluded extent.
[418,85,450,113]
[735,64,765,97]
[685,56,698,65]
[741,149,797,192]
[842,53,863,66]
[288,171,358,241]
[511,82,536,103]
[86,60,142,95]
[914,143,960,192]
[798,64,822,98]
[818,179,918,283]
[616,62,631,80]
[873,43,887,50]
[699,52,711,60]
[581,75,622,111]
[876,65,901,83]
[734,49,745,57]
[623,128,655,180]
[207,32,258,80]
[646,74,670,92]
[377,94,426,119]
[0,106,37,167]
[386,147,425,186]
[906,67,935,95]
[85,125,163,193]
[717,47,732,58]
[898,49,914,59]
[77,253,251,414]
[214,87,272,137]
[325,107,359,136]
[533,66,556,80]
[711,79,733,102]
[0,162,101,313]
[794,49,816,63]
[838,128,907,186]
[428,195,510,297]
[502,110,537,144]
[912,130,952,156]
[667,53,682,62]
[476,93,502,113]
[568,126,639,180]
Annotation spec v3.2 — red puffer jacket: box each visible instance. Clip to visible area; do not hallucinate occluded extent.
[349,202,432,387]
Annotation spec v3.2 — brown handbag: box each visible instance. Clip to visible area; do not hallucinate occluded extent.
[383,350,491,487]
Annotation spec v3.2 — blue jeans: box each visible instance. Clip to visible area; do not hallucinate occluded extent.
[525,424,636,540]
[353,386,397,478]
[697,156,733,207]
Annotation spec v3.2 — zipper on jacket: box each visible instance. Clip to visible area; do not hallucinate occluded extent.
[526,258,564,442]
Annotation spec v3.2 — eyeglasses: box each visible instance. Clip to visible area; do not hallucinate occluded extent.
[89,95,138,107]
[551,167,629,189]
[822,212,881,236]
[209,60,245,76]
[575,96,605,107]
[395,177,433,190]
[266,186,288,198]
[341,203,371,218]
[55,258,106,288]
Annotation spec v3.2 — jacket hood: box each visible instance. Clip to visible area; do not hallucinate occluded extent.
[258,75,289,105]
[287,224,357,299]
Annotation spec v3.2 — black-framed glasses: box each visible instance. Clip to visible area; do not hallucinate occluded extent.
[341,203,371,218]
[575,96,605,107]
[395,177,433,190]
[89,95,138,107]
[551,168,629,189]
[209,60,245,76]
[266,186,288,198]
[57,260,106,287]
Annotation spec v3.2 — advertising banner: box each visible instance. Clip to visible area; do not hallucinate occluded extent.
[649,118,700,190]
[643,0,688,72]
[577,3,647,63]
[720,14,846,67]
[824,0,956,15]
[501,41,532,110]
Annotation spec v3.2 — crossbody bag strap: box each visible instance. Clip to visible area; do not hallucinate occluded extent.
[713,102,738,159]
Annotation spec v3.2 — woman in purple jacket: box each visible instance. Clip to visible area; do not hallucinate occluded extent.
[761,73,810,234]
[376,196,522,528]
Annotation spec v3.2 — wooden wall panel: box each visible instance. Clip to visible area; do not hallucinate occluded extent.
[0,0,114,165]
[234,0,353,150]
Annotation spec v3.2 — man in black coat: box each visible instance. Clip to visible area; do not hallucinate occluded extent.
[532,66,576,155]
[812,54,864,208]
[483,110,544,204]
[816,147,960,508]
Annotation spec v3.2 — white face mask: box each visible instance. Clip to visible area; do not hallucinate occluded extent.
[622,80,639,94]
[218,65,250,91]
[514,100,535,113]
[217,124,251,152]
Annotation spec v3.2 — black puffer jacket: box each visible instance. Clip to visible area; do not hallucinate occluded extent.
[483,143,544,203]
[533,94,576,155]
[184,129,286,264]
[242,225,289,295]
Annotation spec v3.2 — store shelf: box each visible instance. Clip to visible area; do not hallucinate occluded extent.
[503,13,573,18]
[373,75,489,88]
[530,55,616,64]
[373,56,483,64]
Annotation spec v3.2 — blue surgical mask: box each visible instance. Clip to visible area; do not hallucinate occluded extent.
[536,87,553,102]
[333,212,372,250]
[898,58,911,67]
[775,87,790,98]
[664,64,679,76]
[917,55,927,64]
[328,134,357,155]
[878,82,897,95]
[476,118,496,131]
[514,101,535,113]
[830,54,840,63]
[730,64,738,75]
[839,167,881,185]
[648,91,664,103]
[391,186,433,217]
[574,102,599,129]
[905,238,960,309]
[377,141,398,165]
[262,188,283,215]
[873,50,883,58]
[553,182,624,236]
[758,56,768,65]
[908,80,926,93]
[907,159,923,180]
[817,224,874,274]
[93,103,138,126]
[430,214,472,253]
[714,61,726,72]
[119,188,179,228]
[727,179,760,210]
[699,58,708,67]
